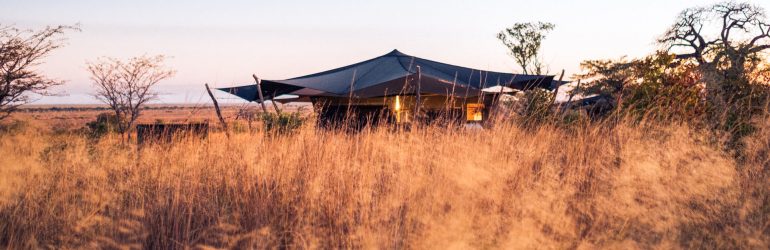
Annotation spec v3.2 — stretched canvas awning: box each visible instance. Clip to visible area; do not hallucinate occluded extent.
[219,49,558,102]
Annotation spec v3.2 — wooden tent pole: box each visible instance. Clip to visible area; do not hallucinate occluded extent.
[271,92,282,115]
[252,74,268,113]
[346,70,357,123]
[205,83,230,137]
[564,79,582,111]
[415,66,422,122]
[553,69,565,104]
[492,77,512,122]
[449,72,458,121]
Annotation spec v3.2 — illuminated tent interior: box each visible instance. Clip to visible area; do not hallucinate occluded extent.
[219,49,561,126]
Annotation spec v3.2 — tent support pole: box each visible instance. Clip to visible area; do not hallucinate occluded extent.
[271,92,282,115]
[205,83,230,137]
[553,69,565,106]
[252,74,269,114]
[415,66,422,123]
[492,77,510,123]
[564,79,582,111]
[449,73,458,125]
[346,70,357,124]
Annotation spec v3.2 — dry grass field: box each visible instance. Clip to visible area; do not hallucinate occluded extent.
[1,106,769,249]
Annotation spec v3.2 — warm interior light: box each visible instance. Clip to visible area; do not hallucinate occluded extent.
[393,96,406,123]
[466,103,484,121]
[394,95,401,111]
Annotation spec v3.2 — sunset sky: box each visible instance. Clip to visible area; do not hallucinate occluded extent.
[2,0,765,104]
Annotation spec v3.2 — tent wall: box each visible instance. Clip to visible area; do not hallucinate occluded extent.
[311,94,495,126]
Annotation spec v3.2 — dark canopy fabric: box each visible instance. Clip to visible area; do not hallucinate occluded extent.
[219,49,557,102]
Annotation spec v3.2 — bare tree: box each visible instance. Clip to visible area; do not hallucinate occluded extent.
[497,22,555,75]
[0,24,78,120]
[660,1,770,98]
[87,55,175,136]
[660,1,770,139]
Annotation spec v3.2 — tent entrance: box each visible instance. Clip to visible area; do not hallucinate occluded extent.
[315,105,393,129]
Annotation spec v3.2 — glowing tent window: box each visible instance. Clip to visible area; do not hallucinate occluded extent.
[393,96,408,123]
[394,95,401,111]
[466,103,484,121]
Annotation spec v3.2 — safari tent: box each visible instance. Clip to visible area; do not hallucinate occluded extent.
[219,49,560,126]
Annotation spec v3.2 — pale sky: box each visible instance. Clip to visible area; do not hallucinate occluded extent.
[2,0,765,104]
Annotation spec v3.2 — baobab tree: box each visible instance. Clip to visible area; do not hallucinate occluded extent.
[657,1,770,141]
[0,24,78,120]
[497,22,555,75]
[659,1,770,109]
[88,55,175,136]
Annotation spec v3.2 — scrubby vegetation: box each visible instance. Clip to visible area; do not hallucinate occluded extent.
[260,112,306,135]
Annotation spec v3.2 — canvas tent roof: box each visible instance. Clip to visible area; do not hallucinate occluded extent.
[219,49,559,102]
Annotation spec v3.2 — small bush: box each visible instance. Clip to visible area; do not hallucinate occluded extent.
[261,112,304,135]
[84,113,121,139]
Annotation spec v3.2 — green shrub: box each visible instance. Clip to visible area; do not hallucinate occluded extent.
[85,113,121,139]
[261,112,304,135]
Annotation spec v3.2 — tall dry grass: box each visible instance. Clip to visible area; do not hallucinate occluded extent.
[0,117,768,249]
